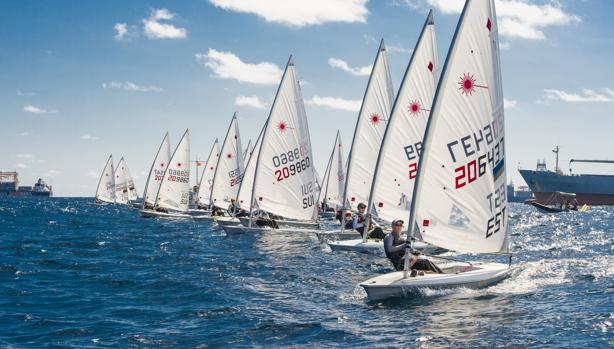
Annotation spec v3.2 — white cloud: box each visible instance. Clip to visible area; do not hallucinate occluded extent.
[86,171,99,178]
[16,89,35,97]
[142,8,187,39]
[306,95,361,112]
[44,170,60,177]
[18,131,31,137]
[102,81,163,92]
[16,163,28,169]
[543,88,614,103]
[209,0,369,27]
[504,98,517,109]
[399,0,580,40]
[16,154,33,158]
[234,95,267,109]
[499,42,511,50]
[196,49,283,85]
[23,105,55,114]
[114,23,129,40]
[81,134,101,140]
[388,44,412,54]
[328,58,372,76]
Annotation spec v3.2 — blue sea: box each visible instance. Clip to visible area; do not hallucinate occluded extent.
[1,198,613,348]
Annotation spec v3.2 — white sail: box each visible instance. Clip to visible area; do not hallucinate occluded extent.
[114,158,129,204]
[342,39,394,210]
[142,133,171,208]
[369,11,439,224]
[409,0,507,253]
[211,114,244,210]
[250,56,318,221]
[237,123,266,211]
[122,159,138,201]
[196,139,219,207]
[155,129,190,213]
[95,155,115,203]
[321,131,346,209]
[242,139,252,161]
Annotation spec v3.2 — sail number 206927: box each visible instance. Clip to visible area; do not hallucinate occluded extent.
[272,147,311,182]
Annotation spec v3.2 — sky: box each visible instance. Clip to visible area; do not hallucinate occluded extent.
[2,0,614,197]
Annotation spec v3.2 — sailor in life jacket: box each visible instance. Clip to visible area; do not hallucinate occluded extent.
[352,202,386,239]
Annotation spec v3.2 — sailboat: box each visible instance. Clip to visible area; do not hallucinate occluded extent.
[142,133,171,210]
[193,139,219,213]
[318,131,346,219]
[194,114,245,221]
[122,158,139,205]
[216,122,267,227]
[113,157,130,205]
[209,113,245,213]
[340,39,393,217]
[329,11,442,255]
[94,154,116,204]
[140,129,192,218]
[223,56,320,235]
[361,0,512,301]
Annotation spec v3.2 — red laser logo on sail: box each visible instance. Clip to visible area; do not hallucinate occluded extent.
[370,113,385,125]
[408,100,429,116]
[458,73,487,96]
[227,153,232,159]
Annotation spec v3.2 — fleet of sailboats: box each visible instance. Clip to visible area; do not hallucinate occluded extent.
[91,0,512,301]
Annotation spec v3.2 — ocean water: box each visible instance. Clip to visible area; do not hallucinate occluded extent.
[0,198,613,348]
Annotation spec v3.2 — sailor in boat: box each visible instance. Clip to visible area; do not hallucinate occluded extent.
[143,202,154,210]
[227,199,248,217]
[335,209,353,229]
[211,206,224,216]
[253,211,279,229]
[383,220,442,276]
[352,203,386,239]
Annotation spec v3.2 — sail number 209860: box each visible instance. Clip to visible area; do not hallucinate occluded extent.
[272,147,311,182]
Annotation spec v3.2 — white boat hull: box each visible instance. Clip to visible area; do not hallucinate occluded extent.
[139,209,192,219]
[238,217,320,230]
[215,217,241,227]
[360,262,512,301]
[222,225,319,235]
[328,239,436,256]
[315,230,360,242]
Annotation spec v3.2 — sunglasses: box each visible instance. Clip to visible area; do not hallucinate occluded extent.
[394,223,404,227]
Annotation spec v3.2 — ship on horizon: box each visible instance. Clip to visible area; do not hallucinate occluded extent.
[0,171,53,197]
[519,146,614,206]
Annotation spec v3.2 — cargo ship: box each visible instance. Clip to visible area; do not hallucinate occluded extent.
[507,182,534,203]
[518,147,614,205]
[0,171,53,197]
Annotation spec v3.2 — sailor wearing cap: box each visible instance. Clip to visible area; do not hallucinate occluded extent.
[383,220,407,271]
